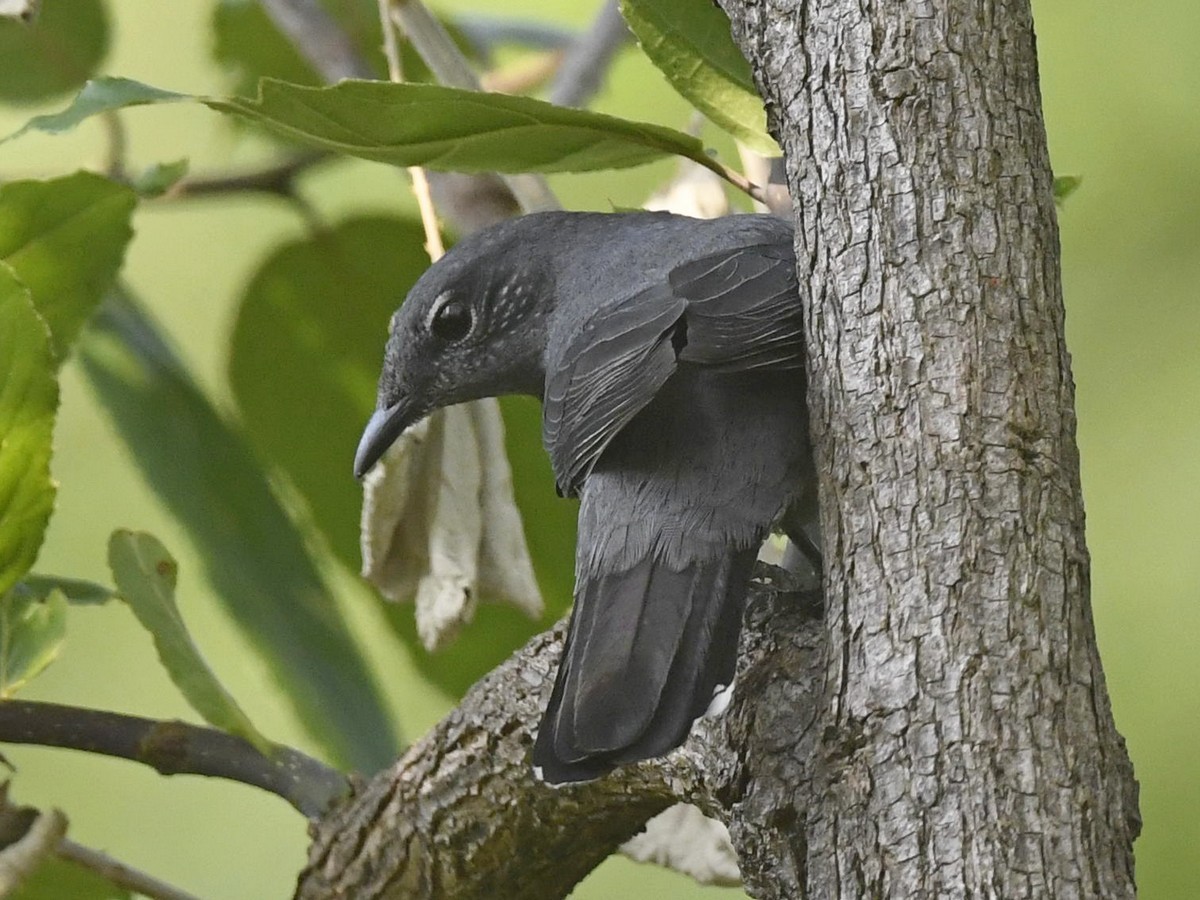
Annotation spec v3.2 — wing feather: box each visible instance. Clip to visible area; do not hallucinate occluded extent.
[672,241,802,371]
[543,237,801,496]
[543,284,684,496]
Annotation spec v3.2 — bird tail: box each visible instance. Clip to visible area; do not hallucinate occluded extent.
[532,548,756,784]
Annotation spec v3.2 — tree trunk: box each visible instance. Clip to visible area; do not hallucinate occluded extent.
[296,0,1140,897]
[718,0,1140,896]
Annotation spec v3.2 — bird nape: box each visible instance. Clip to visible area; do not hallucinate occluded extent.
[356,210,816,784]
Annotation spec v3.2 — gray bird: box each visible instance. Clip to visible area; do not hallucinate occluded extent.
[355,211,816,783]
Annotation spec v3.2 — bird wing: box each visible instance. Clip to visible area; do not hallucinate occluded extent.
[543,239,800,497]
[544,283,686,497]
[671,239,802,371]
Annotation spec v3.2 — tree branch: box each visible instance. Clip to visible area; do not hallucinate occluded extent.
[296,577,825,899]
[0,701,348,819]
[456,16,577,55]
[257,0,373,81]
[169,152,330,200]
[548,0,630,109]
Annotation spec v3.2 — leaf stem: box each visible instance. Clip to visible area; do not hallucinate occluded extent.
[699,155,770,207]
[378,0,446,261]
[0,699,350,819]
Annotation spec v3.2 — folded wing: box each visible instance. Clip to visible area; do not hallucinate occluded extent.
[543,239,800,497]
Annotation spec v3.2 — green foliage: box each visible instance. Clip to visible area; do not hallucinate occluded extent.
[129,159,189,199]
[1,77,184,144]
[0,269,57,598]
[0,173,135,358]
[212,78,722,174]
[11,576,115,606]
[0,0,109,104]
[7,76,734,181]
[107,529,274,756]
[0,587,66,698]
[80,292,398,773]
[9,3,1154,898]
[228,216,429,570]
[619,0,777,153]
[1054,175,1082,205]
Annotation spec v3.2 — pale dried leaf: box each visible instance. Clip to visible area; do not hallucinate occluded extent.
[643,159,730,220]
[360,399,542,652]
[620,803,741,886]
[0,0,37,22]
[470,399,542,619]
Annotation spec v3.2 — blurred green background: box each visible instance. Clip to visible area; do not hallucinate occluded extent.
[0,0,1196,897]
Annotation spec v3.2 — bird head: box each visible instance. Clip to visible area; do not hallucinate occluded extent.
[354,219,553,478]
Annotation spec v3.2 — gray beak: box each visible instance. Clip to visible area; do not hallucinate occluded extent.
[354,400,413,479]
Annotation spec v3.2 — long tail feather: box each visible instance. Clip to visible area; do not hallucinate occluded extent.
[532,549,756,784]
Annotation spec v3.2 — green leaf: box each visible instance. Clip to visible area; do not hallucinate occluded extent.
[79,290,397,772]
[0,0,109,104]
[6,77,729,180]
[14,575,115,605]
[0,267,57,598]
[619,0,777,154]
[206,78,716,174]
[130,159,189,199]
[1054,175,1082,205]
[229,217,429,570]
[0,588,66,698]
[107,529,275,756]
[1,78,186,144]
[0,173,137,358]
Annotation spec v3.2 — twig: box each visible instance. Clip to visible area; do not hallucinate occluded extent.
[389,0,560,213]
[57,839,200,900]
[549,0,631,108]
[735,144,791,216]
[408,166,445,259]
[698,155,770,207]
[480,50,564,95]
[377,0,446,261]
[169,151,330,199]
[0,700,349,819]
[101,111,128,182]
[456,15,577,55]
[257,0,373,81]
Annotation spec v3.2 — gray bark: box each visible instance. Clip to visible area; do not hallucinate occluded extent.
[719,0,1140,896]
[296,0,1140,897]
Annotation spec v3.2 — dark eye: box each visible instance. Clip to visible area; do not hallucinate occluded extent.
[430,297,472,342]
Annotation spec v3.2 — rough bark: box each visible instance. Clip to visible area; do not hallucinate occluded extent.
[718,0,1140,896]
[296,0,1140,897]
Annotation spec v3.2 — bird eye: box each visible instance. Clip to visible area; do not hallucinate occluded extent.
[430,296,472,342]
